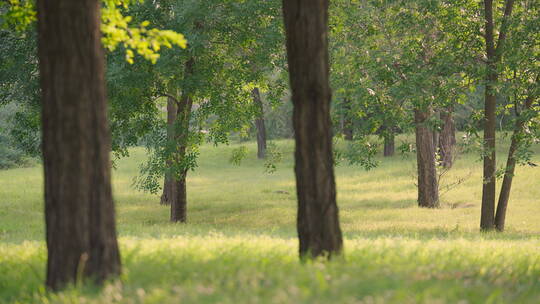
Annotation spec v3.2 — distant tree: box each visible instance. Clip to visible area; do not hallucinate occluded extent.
[330,0,474,207]
[123,0,284,223]
[252,87,268,159]
[37,0,120,290]
[282,0,343,259]
[492,1,539,231]
[160,94,177,205]
[439,106,457,168]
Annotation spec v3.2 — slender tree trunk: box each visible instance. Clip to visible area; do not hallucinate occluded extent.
[415,108,439,208]
[481,0,497,230]
[161,96,178,205]
[170,58,194,223]
[480,0,514,230]
[171,94,193,223]
[170,95,192,222]
[342,98,353,140]
[171,168,188,223]
[383,131,395,157]
[495,95,535,231]
[432,110,440,156]
[252,87,267,159]
[439,108,456,168]
[283,0,343,259]
[37,0,120,290]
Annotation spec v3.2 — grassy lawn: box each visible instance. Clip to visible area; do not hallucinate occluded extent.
[0,137,539,303]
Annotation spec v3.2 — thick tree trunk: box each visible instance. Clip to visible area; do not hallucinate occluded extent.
[161,96,178,205]
[252,87,267,159]
[170,58,194,223]
[480,0,515,231]
[494,95,535,231]
[415,108,439,208]
[439,108,456,168]
[283,0,343,259]
[37,0,120,290]
[342,98,353,141]
[383,132,395,157]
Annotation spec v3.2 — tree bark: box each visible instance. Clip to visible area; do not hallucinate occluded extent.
[170,58,194,223]
[481,0,497,230]
[170,95,192,222]
[439,108,456,168]
[37,0,120,290]
[383,132,395,157]
[161,95,178,205]
[480,0,515,231]
[252,87,267,159]
[495,95,535,231]
[432,110,440,156]
[415,108,439,208]
[283,0,343,259]
[171,169,188,223]
[342,98,353,141]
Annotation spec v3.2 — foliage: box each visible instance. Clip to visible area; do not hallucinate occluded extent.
[229,146,248,166]
[262,97,294,139]
[101,0,187,64]
[0,103,35,169]
[341,138,380,171]
[0,0,35,32]
[116,0,285,193]
[0,0,188,165]
[263,141,283,174]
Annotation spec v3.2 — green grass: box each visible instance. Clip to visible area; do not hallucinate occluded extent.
[1,137,539,303]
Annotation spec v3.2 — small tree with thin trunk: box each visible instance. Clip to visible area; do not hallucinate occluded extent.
[480,0,515,231]
[161,95,178,205]
[252,87,268,159]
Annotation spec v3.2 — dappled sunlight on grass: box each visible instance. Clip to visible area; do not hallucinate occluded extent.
[1,138,539,302]
[1,235,540,303]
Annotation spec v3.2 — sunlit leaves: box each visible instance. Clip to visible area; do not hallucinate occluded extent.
[0,0,36,32]
[101,0,187,64]
[0,0,187,64]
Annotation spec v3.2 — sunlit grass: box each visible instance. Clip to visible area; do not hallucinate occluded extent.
[0,136,539,303]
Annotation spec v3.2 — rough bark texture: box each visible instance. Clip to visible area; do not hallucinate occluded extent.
[252,87,267,159]
[414,108,439,208]
[37,0,120,290]
[383,133,395,157]
[495,95,535,231]
[439,108,456,168]
[160,96,178,205]
[342,98,353,141]
[480,0,515,230]
[170,58,194,223]
[283,0,343,259]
